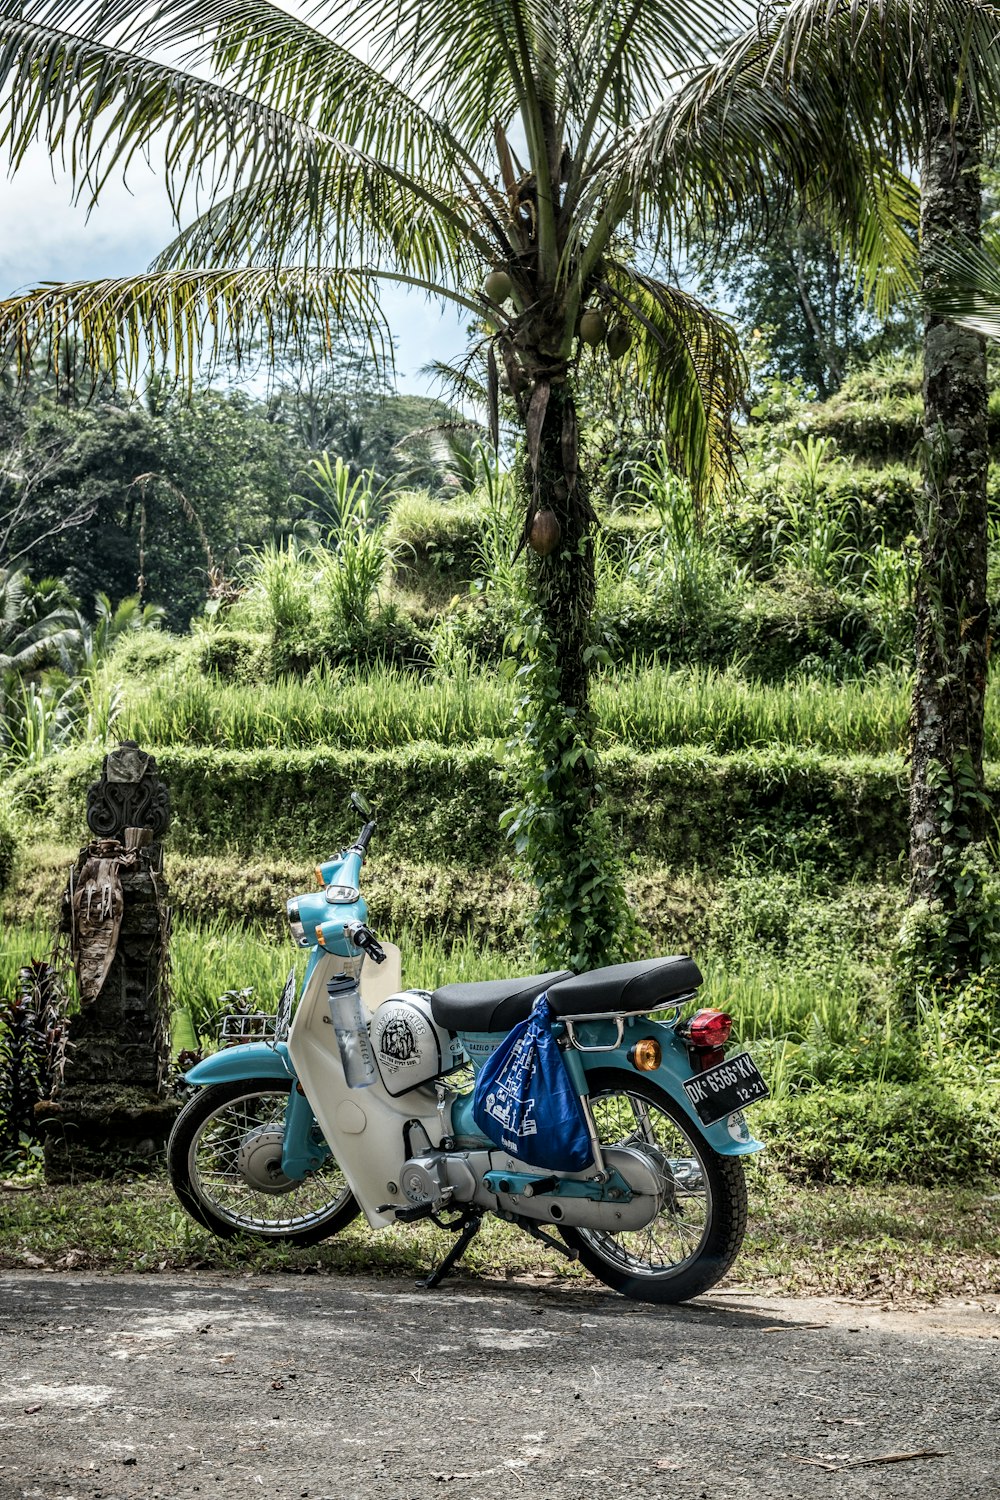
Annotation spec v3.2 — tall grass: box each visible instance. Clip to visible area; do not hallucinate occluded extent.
[0,924,54,999]
[9,919,976,1102]
[164,921,877,1061]
[115,660,969,756]
[170,919,304,1049]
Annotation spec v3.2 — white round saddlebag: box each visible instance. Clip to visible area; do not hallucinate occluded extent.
[369,990,464,1097]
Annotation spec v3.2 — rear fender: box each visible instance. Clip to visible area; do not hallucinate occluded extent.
[574,1017,764,1158]
[183,1042,296,1086]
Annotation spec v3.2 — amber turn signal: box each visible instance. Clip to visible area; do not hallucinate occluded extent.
[314,866,326,888]
[316,928,327,946]
[629,1038,662,1072]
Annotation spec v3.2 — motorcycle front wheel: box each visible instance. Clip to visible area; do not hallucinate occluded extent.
[168,1078,360,1245]
[560,1070,748,1304]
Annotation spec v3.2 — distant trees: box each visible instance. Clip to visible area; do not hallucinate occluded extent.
[0,387,295,629]
[0,353,465,628]
[692,216,920,398]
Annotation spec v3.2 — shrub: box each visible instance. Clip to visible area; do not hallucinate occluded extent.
[602,582,874,679]
[0,803,18,896]
[760,1082,1000,1185]
[386,490,487,582]
[106,631,193,680]
[14,742,913,876]
[193,629,272,684]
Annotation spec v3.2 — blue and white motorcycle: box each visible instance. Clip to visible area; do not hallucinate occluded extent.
[168,794,768,1303]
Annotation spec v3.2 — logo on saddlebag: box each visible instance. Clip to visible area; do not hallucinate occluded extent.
[379,1015,418,1063]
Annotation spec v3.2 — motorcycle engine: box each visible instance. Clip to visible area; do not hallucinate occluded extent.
[398,1152,477,1207]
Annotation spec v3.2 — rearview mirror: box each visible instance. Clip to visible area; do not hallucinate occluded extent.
[350,791,373,820]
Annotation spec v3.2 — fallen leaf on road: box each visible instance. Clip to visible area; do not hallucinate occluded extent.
[654,1460,686,1471]
[850,1451,948,1467]
[784,1456,845,1472]
[759,1323,826,1333]
[785,1450,947,1473]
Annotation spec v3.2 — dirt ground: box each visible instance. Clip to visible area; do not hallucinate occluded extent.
[0,1272,997,1500]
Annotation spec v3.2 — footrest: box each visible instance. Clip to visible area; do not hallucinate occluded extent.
[390,1201,437,1224]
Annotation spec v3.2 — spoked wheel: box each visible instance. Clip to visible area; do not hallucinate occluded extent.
[560,1070,747,1304]
[168,1078,359,1245]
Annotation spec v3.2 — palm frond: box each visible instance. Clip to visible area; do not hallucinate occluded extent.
[568,0,734,144]
[0,266,482,390]
[0,9,505,292]
[747,0,1000,152]
[628,15,925,314]
[1,0,447,165]
[924,231,1000,338]
[636,0,1000,216]
[0,14,322,213]
[599,263,746,505]
[150,152,488,287]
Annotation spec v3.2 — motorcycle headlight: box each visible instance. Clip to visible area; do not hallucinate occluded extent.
[286,898,307,945]
[325,883,361,905]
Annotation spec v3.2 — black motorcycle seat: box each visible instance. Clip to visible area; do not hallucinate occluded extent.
[543,957,702,1018]
[430,956,701,1033]
[431,970,574,1033]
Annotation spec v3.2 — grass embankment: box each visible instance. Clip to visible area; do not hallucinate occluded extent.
[2,1174,996,1304]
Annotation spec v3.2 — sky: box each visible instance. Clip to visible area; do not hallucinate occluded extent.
[0,140,468,400]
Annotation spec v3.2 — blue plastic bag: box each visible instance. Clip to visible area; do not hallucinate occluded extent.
[472,995,593,1172]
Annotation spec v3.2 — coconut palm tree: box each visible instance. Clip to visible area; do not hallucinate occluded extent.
[0,0,934,965]
[672,0,1000,983]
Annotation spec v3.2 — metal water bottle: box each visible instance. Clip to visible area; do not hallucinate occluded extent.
[327,977,376,1088]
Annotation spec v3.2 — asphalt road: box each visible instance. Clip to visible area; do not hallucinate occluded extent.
[0,1273,996,1500]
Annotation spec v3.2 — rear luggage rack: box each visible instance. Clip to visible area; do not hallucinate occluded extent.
[561,991,697,1051]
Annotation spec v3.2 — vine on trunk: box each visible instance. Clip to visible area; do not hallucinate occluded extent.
[501,597,639,973]
[500,387,639,972]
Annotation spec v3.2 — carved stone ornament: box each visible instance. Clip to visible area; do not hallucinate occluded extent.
[86,740,170,842]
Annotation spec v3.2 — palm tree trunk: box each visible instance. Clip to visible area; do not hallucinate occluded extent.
[909,93,990,975]
[511,380,635,971]
[532,383,597,739]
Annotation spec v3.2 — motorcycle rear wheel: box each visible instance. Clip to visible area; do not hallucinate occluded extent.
[559,1070,747,1304]
[168,1078,360,1245]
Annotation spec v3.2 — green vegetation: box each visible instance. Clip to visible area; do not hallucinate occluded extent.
[115,662,929,756]
[2,1175,997,1303]
[5,349,1000,1201]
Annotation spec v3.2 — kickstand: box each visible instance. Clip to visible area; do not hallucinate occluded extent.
[418,1212,483,1290]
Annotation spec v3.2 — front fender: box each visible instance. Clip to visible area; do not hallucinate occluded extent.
[184,1041,295,1086]
[577,1018,765,1158]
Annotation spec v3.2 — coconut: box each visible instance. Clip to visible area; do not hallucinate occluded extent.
[483,269,513,303]
[528,508,562,557]
[606,322,633,359]
[578,309,607,346]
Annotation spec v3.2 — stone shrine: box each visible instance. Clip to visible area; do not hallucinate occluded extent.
[39,740,178,1179]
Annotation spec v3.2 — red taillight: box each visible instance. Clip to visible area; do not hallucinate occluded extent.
[683,1008,732,1048]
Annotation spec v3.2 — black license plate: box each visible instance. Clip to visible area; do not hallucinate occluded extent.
[681,1052,770,1127]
